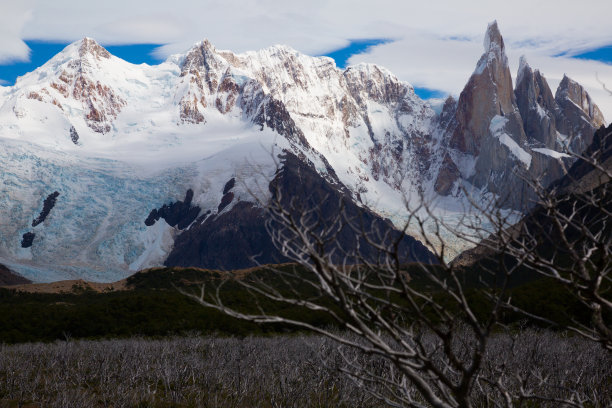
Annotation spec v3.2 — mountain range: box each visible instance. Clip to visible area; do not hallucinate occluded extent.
[0,21,605,282]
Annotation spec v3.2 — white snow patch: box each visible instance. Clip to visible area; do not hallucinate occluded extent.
[532,148,571,159]
[129,220,176,271]
[535,103,548,119]
[489,115,532,167]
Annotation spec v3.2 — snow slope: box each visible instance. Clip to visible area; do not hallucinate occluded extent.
[0,32,603,282]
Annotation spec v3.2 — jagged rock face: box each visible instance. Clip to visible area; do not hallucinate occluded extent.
[515,57,558,148]
[555,75,606,152]
[53,39,126,133]
[514,61,605,156]
[513,59,567,188]
[512,59,606,189]
[177,40,226,123]
[10,38,126,134]
[145,189,201,230]
[450,22,525,156]
[434,153,460,195]
[437,22,604,209]
[175,42,436,194]
[445,21,528,202]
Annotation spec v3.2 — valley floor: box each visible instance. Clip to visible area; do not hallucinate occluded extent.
[1,331,610,408]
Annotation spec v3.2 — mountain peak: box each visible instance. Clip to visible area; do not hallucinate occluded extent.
[78,37,111,60]
[180,39,225,75]
[557,74,588,100]
[473,21,508,76]
[556,73,605,128]
[483,20,504,54]
[558,74,575,89]
[517,55,532,85]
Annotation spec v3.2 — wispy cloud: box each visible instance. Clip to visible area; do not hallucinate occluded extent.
[0,1,33,64]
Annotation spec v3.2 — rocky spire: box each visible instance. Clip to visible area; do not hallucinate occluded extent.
[435,21,542,208]
[556,75,605,125]
[480,20,507,69]
[441,20,528,204]
[515,55,533,88]
[449,20,523,156]
[514,56,557,147]
[555,74,606,151]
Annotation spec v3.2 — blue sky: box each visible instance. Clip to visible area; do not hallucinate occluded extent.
[320,39,390,68]
[0,41,165,85]
[572,46,612,65]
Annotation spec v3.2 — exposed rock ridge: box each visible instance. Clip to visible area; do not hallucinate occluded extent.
[21,38,126,133]
[555,75,606,152]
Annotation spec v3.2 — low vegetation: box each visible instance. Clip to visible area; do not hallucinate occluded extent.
[0,330,609,408]
[0,265,595,344]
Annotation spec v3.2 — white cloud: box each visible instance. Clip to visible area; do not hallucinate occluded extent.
[0,1,33,63]
[1,0,611,119]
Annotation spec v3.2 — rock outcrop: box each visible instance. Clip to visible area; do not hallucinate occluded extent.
[32,191,60,227]
[515,56,558,148]
[145,189,201,230]
[21,232,35,248]
[442,21,529,205]
[69,125,80,144]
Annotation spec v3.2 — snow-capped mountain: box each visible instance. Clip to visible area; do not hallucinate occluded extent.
[0,22,605,282]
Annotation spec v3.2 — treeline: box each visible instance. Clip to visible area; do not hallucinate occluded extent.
[0,264,595,344]
[0,266,334,344]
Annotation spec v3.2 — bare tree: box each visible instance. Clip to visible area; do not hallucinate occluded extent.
[180,119,611,407]
[181,160,590,407]
[467,124,612,350]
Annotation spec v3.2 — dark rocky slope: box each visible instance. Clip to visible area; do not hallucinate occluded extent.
[0,264,31,285]
[165,152,437,270]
